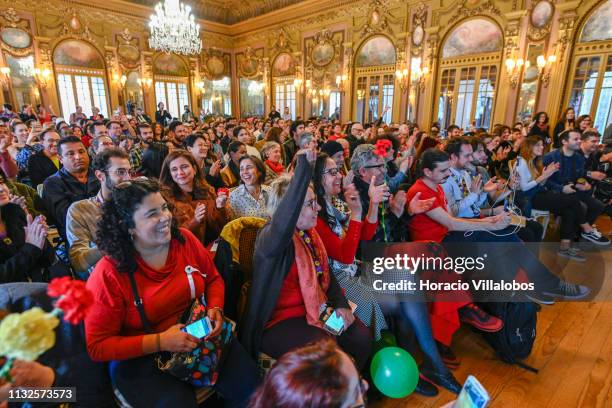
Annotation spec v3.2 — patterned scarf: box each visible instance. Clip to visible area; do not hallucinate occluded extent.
[326,198,359,277]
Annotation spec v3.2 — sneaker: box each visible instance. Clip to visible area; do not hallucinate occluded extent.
[542,281,591,300]
[557,247,586,262]
[459,303,503,332]
[581,227,611,246]
[436,341,460,369]
[525,292,555,305]
[415,375,439,397]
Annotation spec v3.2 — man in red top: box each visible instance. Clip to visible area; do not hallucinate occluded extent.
[407,148,590,301]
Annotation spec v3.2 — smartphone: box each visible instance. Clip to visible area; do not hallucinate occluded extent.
[453,375,490,408]
[319,304,345,335]
[181,317,212,339]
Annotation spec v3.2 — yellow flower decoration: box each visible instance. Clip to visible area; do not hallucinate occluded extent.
[0,307,59,361]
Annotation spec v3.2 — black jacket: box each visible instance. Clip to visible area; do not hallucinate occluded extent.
[240,155,349,356]
[139,142,169,179]
[0,204,56,283]
[155,109,172,126]
[42,167,100,240]
[28,151,61,187]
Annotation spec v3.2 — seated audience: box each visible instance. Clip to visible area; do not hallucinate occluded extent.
[234,126,262,160]
[229,155,271,219]
[221,141,246,188]
[542,130,609,246]
[85,178,260,407]
[407,148,590,301]
[0,174,55,283]
[42,136,100,241]
[135,123,168,178]
[66,148,132,277]
[249,340,365,408]
[160,150,228,245]
[241,150,372,371]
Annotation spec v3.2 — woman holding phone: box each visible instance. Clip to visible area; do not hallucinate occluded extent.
[85,177,259,407]
[241,148,372,371]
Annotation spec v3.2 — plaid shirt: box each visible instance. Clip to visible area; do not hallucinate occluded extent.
[129,145,143,170]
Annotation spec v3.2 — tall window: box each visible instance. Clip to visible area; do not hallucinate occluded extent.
[329,91,341,118]
[155,80,189,119]
[56,73,108,119]
[381,75,394,124]
[437,65,497,131]
[274,81,296,119]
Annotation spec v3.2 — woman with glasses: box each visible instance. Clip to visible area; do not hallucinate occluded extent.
[229,155,271,219]
[85,177,260,407]
[313,153,388,340]
[248,339,366,408]
[0,174,55,283]
[185,133,223,189]
[160,150,229,246]
[241,149,372,372]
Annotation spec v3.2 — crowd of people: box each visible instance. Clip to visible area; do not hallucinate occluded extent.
[0,100,610,406]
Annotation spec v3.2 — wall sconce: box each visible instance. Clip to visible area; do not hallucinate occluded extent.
[113,73,127,89]
[395,68,409,93]
[536,54,556,87]
[505,56,525,89]
[410,57,429,92]
[33,67,51,89]
[0,66,11,89]
[293,75,303,92]
[195,80,205,94]
[335,74,348,92]
[137,77,153,89]
[357,89,365,100]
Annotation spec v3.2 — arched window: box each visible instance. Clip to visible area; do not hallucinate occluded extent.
[566,0,612,132]
[272,53,296,120]
[354,35,397,124]
[153,53,190,119]
[53,39,109,119]
[436,18,502,132]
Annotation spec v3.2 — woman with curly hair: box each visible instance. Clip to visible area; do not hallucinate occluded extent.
[159,150,229,245]
[85,177,260,407]
[248,340,365,408]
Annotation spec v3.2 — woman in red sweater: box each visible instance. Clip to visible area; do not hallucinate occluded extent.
[85,178,259,408]
[312,153,387,339]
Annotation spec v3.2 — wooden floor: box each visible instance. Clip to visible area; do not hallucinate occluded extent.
[373,217,612,408]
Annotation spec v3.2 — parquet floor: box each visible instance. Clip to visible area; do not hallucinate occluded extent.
[373,217,612,408]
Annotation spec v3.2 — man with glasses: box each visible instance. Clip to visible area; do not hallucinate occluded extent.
[66,148,132,277]
[346,123,366,156]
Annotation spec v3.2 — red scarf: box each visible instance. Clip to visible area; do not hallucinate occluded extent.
[266,160,285,175]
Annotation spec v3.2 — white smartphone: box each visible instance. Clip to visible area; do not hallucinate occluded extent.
[181,317,212,339]
[454,375,490,408]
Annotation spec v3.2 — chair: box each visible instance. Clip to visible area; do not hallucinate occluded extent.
[530,209,550,240]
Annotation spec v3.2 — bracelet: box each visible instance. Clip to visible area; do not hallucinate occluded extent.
[156,333,161,352]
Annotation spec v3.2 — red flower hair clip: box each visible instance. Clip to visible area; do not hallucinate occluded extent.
[374,139,392,158]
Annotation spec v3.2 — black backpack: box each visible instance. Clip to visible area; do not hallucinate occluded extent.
[478,302,539,373]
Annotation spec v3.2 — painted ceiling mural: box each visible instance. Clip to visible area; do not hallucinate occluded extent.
[125,0,307,24]
[442,18,503,59]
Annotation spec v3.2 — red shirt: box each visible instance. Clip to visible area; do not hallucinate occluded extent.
[266,262,305,328]
[406,179,449,242]
[85,228,224,361]
[315,217,376,264]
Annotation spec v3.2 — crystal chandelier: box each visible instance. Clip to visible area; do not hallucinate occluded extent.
[149,0,202,55]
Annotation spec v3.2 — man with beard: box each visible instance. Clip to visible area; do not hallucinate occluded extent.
[42,136,100,241]
[166,120,188,151]
[66,148,132,277]
[136,123,168,178]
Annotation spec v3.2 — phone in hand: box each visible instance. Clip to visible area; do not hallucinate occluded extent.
[181,317,212,339]
[319,304,345,335]
[454,375,490,408]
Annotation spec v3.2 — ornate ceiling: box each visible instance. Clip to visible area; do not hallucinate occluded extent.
[127,0,308,24]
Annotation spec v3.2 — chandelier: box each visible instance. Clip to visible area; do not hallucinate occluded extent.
[149,0,202,55]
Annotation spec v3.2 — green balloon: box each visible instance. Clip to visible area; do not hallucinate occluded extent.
[370,347,419,398]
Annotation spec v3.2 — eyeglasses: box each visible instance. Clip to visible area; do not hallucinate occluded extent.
[108,168,135,177]
[322,167,342,176]
[303,198,319,210]
[363,163,386,172]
